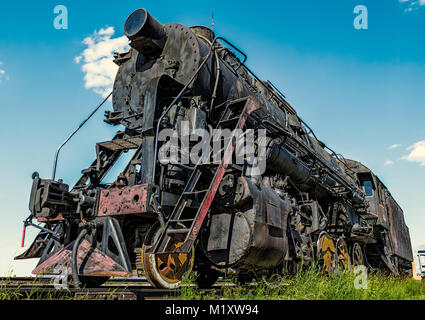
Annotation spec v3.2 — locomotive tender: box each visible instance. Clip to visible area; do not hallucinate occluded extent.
[16,8,413,288]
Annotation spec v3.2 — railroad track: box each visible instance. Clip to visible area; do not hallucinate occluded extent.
[0,277,219,300]
[0,276,152,287]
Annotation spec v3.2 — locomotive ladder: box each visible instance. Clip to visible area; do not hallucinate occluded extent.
[150,97,258,254]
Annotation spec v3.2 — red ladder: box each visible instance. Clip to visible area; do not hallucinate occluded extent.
[150,97,258,254]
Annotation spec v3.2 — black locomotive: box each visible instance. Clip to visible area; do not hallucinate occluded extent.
[16,9,413,289]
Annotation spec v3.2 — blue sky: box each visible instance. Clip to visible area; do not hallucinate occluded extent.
[0,0,424,275]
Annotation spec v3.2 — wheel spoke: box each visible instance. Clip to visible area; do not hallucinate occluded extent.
[336,238,351,271]
[317,232,336,273]
[142,222,194,289]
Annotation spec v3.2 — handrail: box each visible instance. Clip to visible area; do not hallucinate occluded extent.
[52,92,112,180]
[216,37,247,64]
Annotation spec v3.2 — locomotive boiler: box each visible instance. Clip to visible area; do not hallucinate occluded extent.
[16,8,413,289]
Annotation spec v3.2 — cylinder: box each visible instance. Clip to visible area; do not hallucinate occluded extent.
[265,138,311,185]
[264,138,338,200]
[124,8,165,40]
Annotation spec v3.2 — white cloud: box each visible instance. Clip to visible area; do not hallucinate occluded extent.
[388,143,402,150]
[384,160,394,166]
[402,141,425,166]
[74,56,82,64]
[75,27,129,97]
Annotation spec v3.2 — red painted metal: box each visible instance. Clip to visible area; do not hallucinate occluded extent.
[97,184,149,216]
[32,239,132,277]
[37,214,64,223]
[21,225,26,248]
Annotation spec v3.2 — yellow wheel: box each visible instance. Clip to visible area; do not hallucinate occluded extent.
[336,238,351,272]
[351,242,364,267]
[317,232,336,273]
[142,222,194,289]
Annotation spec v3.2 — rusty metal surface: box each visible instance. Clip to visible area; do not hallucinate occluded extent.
[204,175,290,269]
[97,137,142,151]
[386,194,413,262]
[97,184,149,216]
[37,213,64,223]
[32,239,132,277]
[1,284,186,301]
[0,276,226,300]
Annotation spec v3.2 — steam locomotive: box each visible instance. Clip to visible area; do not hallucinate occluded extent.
[16,8,413,289]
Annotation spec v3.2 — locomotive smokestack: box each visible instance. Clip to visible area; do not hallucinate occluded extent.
[124,8,165,40]
[124,8,166,57]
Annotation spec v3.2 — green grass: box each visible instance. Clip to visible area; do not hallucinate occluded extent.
[0,276,126,300]
[0,276,73,300]
[178,267,425,300]
[1,268,423,300]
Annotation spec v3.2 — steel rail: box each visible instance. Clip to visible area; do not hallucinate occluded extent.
[0,278,220,300]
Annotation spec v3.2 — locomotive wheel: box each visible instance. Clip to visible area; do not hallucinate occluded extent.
[336,238,351,272]
[317,232,336,273]
[351,242,364,267]
[142,222,194,289]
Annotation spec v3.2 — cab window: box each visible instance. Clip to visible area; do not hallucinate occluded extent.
[362,180,373,197]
